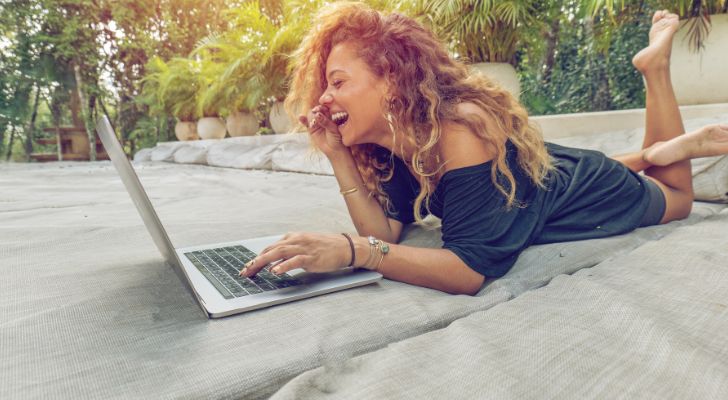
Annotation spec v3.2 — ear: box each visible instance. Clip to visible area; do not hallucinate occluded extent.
[378,70,395,98]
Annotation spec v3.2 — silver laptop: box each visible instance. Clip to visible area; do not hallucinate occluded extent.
[96,116,382,318]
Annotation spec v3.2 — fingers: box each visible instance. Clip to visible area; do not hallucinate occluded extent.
[313,112,339,133]
[269,255,309,275]
[302,106,338,134]
[260,232,294,254]
[240,234,303,277]
[240,246,290,277]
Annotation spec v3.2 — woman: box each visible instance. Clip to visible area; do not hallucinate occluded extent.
[240,3,728,295]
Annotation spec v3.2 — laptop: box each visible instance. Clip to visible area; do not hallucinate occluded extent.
[95,116,382,318]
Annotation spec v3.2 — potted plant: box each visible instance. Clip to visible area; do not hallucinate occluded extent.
[140,57,199,141]
[193,4,271,137]
[220,1,306,134]
[195,54,229,140]
[414,0,541,99]
[159,57,202,141]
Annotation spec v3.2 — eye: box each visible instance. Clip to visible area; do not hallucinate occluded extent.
[331,79,343,88]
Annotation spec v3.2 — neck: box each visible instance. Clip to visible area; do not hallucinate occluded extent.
[374,130,418,162]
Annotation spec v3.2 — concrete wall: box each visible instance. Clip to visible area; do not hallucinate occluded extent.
[671,13,728,105]
[532,102,728,140]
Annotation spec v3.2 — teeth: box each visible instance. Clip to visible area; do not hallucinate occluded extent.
[331,111,349,125]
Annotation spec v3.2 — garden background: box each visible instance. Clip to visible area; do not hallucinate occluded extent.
[1,0,725,161]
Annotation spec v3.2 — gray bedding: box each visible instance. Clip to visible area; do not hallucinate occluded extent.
[1,153,726,398]
[271,208,728,399]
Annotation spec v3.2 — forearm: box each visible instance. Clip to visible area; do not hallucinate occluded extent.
[329,152,399,243]
[351,236,485,295]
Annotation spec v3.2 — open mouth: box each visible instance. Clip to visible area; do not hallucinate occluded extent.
[331,111,349,127]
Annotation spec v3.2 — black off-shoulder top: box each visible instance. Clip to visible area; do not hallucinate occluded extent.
[381,140,651,278]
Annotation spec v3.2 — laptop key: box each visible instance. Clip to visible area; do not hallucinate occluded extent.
[258,282,277,291]
[184,253,234,299]
[229,286,249,297]
[246,286,263,294]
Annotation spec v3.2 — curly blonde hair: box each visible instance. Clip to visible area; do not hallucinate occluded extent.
[286,2,553,223]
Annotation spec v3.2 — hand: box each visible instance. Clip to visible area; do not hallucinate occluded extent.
[239,232,350,277]
[298,105,349,159]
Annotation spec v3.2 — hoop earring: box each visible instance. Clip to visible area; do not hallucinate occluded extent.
[385,111,396,135]
[384,111,398,160]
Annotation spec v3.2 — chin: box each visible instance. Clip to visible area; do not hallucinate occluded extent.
[340,127,355,147]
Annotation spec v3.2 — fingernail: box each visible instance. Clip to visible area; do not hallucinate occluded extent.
[272,267,280,274]
[239,268,247,276]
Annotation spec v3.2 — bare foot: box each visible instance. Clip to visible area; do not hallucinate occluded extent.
[644,124,728,166]
[632,10,680,73]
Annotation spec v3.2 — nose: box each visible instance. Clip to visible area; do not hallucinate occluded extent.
[319,92,333,106]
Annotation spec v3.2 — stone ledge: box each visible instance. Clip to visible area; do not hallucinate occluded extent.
[134,105,728,202]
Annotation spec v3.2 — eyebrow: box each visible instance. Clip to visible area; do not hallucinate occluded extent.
[327,69,345,80]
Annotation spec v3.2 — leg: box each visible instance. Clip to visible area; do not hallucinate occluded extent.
[644,124,728,165]
[612,124,728,172]
[630,10,693,223]
[612,148,652,173]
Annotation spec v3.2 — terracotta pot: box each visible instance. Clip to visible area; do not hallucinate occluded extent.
[226,111,259,137]
[174,121,199,141]
[197,117,227,140]
[269,100,293,134]
[470,62,521,100]
[670,13,728,105]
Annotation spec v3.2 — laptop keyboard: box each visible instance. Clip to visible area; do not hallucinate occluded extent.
[184,245,302,299]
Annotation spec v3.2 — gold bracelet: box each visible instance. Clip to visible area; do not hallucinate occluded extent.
[363,236,376,269]
[339,187,358,196]
[374,252,385,272]
[362,236,390,271]
[375,239,389,271]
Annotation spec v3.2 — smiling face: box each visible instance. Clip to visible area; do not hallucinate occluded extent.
[319,42,391,147]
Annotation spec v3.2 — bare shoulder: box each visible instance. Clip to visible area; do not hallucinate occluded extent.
[438,102,503,174]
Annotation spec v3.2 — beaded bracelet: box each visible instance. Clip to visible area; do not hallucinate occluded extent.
[364,236,390,271]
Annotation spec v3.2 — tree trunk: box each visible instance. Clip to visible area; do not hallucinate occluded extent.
[46,97,63,161]
[542,18,561,84]
[584,16,612,111]
[6,126,17,161]
[593,52,612,110]
[0,123,6,156]
[24,84,42,161]
[73,63,96,161]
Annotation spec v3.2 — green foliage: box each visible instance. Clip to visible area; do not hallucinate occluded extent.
[519,0,652,114]
[162,58,201,121]
[138,56,170,118]
[192,0,326,117]
[415,0,541,63]
[584,0,728,51]
[127,115,170,151]
[5,0,726,159]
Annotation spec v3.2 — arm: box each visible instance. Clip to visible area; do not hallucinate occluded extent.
[240,231,486,295]
[329,150,403,244]
[302,106,402,244]
[351,236,485,295]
